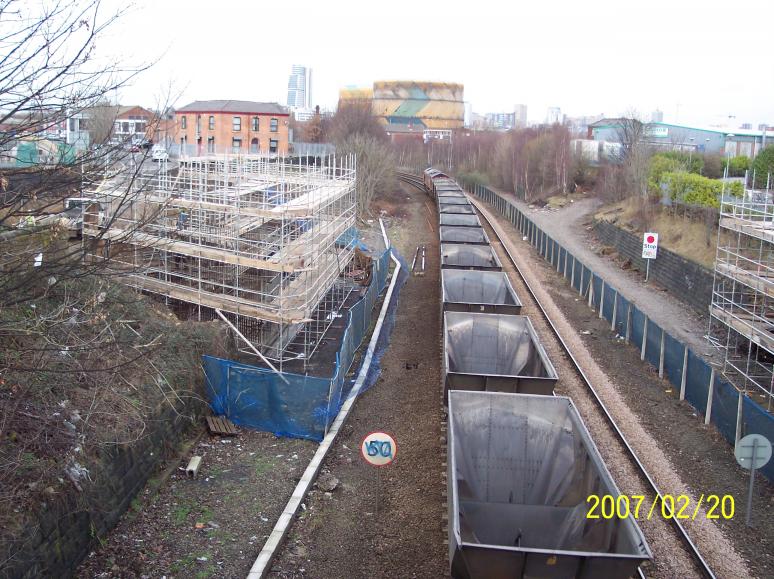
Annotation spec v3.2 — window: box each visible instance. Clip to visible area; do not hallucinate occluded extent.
[135,122,146,134]
[209,115,215,130]
[121,122,130,133]
[181,115,187,129]
[232,137,242,152]
[68,118,76,131]
[269,139,278,154]
[250,138,259,153]
[207,136,215,153]
[195,115,201,133]
[252,116,259,131]
[270,118,278,132]
[233,116,241,131]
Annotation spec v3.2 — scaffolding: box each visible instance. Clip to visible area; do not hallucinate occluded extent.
[83,153,358,369]
[710,196,774,409]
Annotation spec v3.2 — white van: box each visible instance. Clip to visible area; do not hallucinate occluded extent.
[151,145,169,161]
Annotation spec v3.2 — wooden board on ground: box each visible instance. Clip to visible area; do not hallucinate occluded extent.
[206,415,239,436]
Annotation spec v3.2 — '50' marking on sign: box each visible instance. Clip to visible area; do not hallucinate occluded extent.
[364,440,393,458]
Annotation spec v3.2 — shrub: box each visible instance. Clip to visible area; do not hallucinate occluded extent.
[752,146,774,189]
[662,172,743,207]
[723,155,751,177]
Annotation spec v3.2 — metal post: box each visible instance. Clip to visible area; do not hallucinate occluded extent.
[641,318,648,361]
[746,439,758,527]
[625,303,632,343]
[680,348,688,400]
[587,274,594,308]
[705,368,716,425]
[736,390,744,444]
[599,281,605,319]
[611,291,618,332]
[645,258,650,282]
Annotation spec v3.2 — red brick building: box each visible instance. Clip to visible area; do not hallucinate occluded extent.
[175,100,290,156]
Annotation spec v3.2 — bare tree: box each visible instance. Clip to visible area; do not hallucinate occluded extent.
[0,4,209,566]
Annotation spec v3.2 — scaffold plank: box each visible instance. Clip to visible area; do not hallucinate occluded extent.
[720,216,774,244]
[85,226,301,272]
[710,305,774,353]
[715,262,774,298]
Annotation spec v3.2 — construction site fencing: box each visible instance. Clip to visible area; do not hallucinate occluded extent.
[203,246,396,441]
[463,181,774,482]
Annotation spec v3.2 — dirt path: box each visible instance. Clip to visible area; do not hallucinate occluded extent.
[496,191,721,364]
[268,183,447,578]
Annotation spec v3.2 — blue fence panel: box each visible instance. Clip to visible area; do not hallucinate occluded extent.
[601,283,616,323]
[614,294,630,338]
[742,395,774,481]
[644,319,662,369]
[571,256,582,292]
[684,350,710,415]
[662,333,685,389]
[711,377,738,447]
[630,307,646,351]
[591,274,603,310]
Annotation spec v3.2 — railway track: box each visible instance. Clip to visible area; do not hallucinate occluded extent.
[396,170,716,579]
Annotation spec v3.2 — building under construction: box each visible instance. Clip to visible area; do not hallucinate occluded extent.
[711,196,774,410]
[83,154,358,370]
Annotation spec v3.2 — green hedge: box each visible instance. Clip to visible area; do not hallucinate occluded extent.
[663,172,743,207]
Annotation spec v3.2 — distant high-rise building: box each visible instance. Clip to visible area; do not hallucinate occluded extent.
[740,123,752,130]
[515,104,527,127]
[464,102,473,128]
[759,123,770,131]
[287,65,312,109]
[546,107,562,125]
[650,109,664,123]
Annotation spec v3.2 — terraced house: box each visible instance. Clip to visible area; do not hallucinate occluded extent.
[175,99,290,156]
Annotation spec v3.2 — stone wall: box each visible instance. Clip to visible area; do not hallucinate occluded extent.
[2,402,201,579]
[592,219,714,314]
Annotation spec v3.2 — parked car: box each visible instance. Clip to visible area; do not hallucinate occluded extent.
[151,145,169,162]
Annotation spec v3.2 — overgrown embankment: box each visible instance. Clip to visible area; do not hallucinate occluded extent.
[0,279,226,578]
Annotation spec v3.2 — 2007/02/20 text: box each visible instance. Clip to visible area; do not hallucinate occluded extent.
[586,494,735,520]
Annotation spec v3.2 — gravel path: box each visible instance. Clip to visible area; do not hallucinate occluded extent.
[495,191,722,364]
[473,197,758,579]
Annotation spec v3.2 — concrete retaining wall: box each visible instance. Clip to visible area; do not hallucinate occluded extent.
[592,220,714,314]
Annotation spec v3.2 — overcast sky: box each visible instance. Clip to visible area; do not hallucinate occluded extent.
[100,0,774,128]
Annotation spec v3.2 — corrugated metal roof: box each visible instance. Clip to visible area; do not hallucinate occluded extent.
[177,100,288,115]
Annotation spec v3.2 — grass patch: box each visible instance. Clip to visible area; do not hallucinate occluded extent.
[173,503,193,525]
[253,456,275,477]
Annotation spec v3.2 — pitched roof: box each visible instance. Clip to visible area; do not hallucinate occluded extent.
[177,100,288,115]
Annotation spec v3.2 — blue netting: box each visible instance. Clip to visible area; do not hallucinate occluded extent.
[336,226,368,251]
[202,246,400,441]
